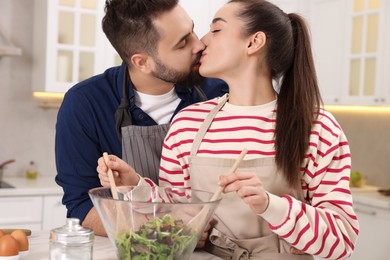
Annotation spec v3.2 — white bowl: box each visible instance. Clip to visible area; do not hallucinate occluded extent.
[19,250,29,259]
[0,254,19,260]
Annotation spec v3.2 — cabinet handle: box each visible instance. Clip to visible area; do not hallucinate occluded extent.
[374,98,379,102]
[354,208,377,216]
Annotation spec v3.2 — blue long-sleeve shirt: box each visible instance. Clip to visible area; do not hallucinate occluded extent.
[55,63,228,223]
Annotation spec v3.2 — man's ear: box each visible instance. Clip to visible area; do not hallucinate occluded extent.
[247,31,266,55]
[130,53,152,72]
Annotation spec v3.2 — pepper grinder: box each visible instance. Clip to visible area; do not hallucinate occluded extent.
[50,218,94,260]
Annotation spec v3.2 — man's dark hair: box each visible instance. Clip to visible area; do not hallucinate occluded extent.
[102,0,179,67]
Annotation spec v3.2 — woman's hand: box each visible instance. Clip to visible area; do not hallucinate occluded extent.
[97,154,140,187]
[218,171,269,214]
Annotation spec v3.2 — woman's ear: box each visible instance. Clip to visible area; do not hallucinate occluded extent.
[247,31,266,55]
[130,53,152,73]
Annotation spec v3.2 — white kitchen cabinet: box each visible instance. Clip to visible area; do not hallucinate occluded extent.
[42,195,67,230]
[306,0,350,105]
[351,203,390,260]
[307,0,390,105]
[32,0,119,93]
[0,196,43,230]
[0,194,67,231]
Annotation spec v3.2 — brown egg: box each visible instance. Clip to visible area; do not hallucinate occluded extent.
[10,230,29,251]
[0,234,19,256]
[0,229,4,237]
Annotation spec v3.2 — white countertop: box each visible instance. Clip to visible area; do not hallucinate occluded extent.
[0,177,63,196]
[28,230,221,260]
[351,186,390,210]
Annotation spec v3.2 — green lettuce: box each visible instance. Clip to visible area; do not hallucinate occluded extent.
[115,214,199,260]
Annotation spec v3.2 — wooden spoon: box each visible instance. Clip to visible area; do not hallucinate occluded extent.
[103,152,119,200]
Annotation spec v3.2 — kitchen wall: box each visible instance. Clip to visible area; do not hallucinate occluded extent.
[0,0,389,188]
[0,0,58,178]
[330,110,390,187]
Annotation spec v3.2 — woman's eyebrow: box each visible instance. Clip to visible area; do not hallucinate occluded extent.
[211,17,227,24]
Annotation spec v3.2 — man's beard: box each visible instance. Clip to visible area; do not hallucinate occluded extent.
[151,54,205,87]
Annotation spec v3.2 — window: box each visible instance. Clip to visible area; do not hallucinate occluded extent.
[348,0,381,97]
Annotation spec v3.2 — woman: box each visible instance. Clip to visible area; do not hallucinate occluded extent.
[98,0,358,258]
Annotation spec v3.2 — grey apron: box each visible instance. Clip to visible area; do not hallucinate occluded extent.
[115,71,169,184]
[121,124,169,184]
[189,95,313,260]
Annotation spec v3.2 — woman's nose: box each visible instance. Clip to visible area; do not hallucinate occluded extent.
[200,32,210,45]
[193,37,206,53]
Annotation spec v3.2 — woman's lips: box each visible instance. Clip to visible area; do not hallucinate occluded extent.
[199,53,206,63]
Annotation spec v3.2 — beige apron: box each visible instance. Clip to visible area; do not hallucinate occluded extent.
[189,96,313,260]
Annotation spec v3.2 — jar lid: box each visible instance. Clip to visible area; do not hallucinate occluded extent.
[50,218,94,245]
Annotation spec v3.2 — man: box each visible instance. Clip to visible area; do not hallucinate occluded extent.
[55,0,227,237]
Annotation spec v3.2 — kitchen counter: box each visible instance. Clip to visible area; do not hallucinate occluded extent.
[0,177,62,196]
[28,230,222,260]
[351,185,390,210]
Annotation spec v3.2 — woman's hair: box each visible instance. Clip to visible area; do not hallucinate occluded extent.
[229,0,322,186]
[102,0,178,67]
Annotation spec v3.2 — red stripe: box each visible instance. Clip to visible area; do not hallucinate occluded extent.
[144,178,156,187]
[301,210,320,251]
[314,200,353,208]
[166,127,198,141]
[318,136,332,146]
[171,117,205,124]
[314,227,330,255]
[324,212,339,259]
[161,155,180,165]
[160,166,183,175]
[292,223,310,246]
[336,249,348,260]
[318,110,341,130]
[313,188,351,198]
[202,138,275,145]
[170,139,194,149]
[341,232,354,250]
[334,215,359,235]
[179,108,211,113]
[208,126,275,134]
[212,115,276,123]
[333,153,351,160]
[158,176,184,186]
[197,149,275,156]
[319,176,350,186]
[270,196,293,231]
[314,121,338,137]
[326,165,351,173]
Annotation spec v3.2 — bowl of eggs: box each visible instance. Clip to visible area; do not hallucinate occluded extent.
[0,229,29,259]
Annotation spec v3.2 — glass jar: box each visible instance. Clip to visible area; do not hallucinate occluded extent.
[50,218,94,260]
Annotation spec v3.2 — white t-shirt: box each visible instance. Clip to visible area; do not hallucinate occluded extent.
[134,87,181,124]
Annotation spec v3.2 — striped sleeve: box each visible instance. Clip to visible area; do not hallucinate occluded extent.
[158,143,188,187]
[260,120,358,259]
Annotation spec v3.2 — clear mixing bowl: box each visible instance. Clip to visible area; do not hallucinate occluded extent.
[89,186,221,260]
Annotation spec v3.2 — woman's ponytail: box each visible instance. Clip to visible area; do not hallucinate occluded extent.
[274,13,322,186]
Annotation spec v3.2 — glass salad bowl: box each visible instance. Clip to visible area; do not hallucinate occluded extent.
[89,186,222,260]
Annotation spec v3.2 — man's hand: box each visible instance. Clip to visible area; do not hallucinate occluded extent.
[97,154,140,187]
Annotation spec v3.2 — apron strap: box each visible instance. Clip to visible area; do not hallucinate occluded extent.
[190,94,228,157]
[115,68,133,139]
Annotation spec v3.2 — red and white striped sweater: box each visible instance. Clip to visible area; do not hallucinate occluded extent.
[142,95,358,259]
